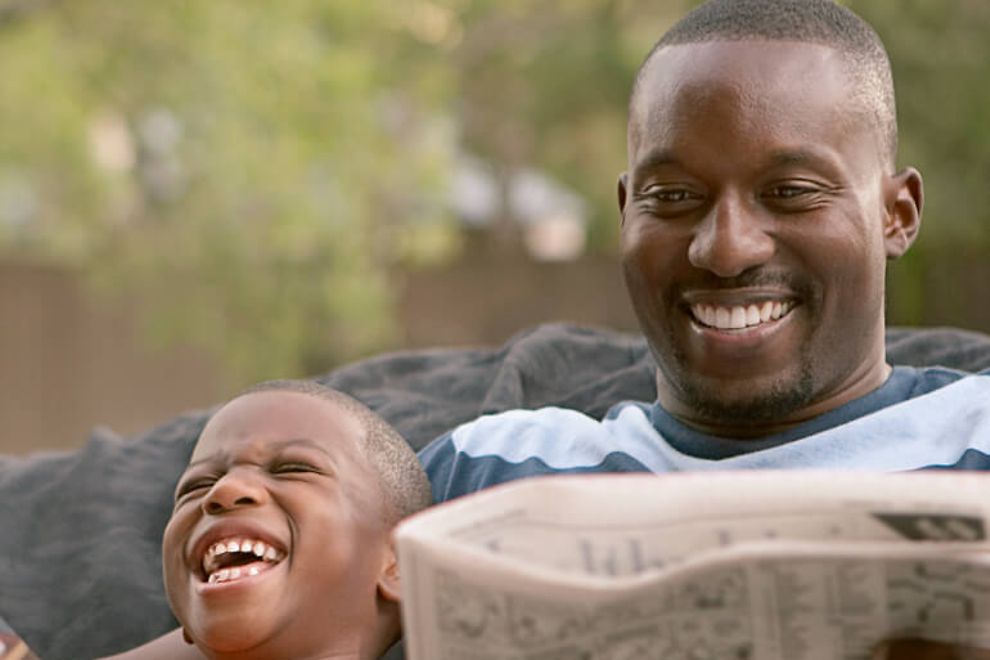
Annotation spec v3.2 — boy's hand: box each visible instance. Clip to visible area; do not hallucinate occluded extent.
[874,640,990,660]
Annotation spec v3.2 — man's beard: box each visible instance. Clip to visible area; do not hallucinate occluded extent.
[660,338,817,430]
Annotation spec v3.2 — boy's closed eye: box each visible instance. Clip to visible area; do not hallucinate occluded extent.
[174,473,220,503]
[173,453,334,503]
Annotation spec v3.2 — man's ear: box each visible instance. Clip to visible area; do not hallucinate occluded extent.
[617,172,629,223]
[376,540,400,604]
[883,166,923,259]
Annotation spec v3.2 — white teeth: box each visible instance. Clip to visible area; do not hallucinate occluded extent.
[692,301,794,330]
[201,537,286,580]
[729,307,746,329]
[207,561,268,584]
[704,306,716,326]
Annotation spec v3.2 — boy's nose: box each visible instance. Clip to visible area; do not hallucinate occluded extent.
[202,469,268,515]
[688,195,775,278]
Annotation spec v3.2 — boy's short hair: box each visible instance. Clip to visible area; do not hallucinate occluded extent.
[244,379,433,524]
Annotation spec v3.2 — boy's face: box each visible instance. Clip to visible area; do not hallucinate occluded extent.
[162,390,395,658]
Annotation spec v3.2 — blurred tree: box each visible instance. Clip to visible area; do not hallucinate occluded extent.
[448,0,690,250]
[849,0,990,325]
[0,0,459,380]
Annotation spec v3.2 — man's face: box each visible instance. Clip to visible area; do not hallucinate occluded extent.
[619,41,920,435]
[162,390,392,658]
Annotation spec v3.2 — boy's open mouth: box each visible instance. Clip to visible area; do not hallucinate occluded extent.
[200,537,286,584]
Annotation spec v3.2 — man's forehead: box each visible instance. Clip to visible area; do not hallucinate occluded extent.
[641,39,843,85]
[628,40,855,154]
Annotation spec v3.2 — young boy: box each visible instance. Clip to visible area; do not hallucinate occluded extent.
[110,379,432,660]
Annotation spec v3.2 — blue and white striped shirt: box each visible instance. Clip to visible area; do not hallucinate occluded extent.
[421,366,990,503]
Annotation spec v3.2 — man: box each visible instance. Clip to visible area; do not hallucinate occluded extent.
[420,2,990,656]
[421,0,990,500]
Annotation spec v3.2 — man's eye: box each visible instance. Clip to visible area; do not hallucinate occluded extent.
[764,184,815,199]
[646,187,696,203]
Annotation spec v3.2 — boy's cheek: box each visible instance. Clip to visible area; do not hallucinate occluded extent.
[161,514,194,594]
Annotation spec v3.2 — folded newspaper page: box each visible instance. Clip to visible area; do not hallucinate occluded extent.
[396,471,990,660]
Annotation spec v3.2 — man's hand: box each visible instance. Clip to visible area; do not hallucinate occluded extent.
[875,640,990,660]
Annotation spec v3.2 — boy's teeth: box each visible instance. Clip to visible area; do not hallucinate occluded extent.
[202,537,286,579]
[692,301,793,330]
[207,561,270,584]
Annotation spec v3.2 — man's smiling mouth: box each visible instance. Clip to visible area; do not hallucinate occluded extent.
[201,537,286,584]
[690,300,796,330]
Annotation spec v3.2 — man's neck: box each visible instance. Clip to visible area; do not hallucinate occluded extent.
[659,362,894,440]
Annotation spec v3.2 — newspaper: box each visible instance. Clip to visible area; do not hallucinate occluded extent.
[395,471,990,660]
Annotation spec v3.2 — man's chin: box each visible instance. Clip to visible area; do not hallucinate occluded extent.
[667,368,815,434]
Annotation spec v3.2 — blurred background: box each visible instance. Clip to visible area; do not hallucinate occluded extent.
[1,0,988,454]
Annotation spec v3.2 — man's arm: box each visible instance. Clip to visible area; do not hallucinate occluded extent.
[99,629,204,660]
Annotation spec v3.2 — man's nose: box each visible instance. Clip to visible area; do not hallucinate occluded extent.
[687,195,775,278]
[201,468,268,515]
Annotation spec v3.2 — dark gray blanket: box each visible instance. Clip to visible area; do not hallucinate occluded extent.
[2,323,990,659]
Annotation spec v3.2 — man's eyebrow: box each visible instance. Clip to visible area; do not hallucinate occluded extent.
[183,437,335,469]
[765,148,838,171]
[631,149,680,174]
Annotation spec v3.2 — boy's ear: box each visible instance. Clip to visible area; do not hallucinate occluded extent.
[376,540,400,604]
[883,166,923,259]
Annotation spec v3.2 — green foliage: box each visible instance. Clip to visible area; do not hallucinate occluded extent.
[448,0,692,247]
[0,0,458,380]
[848,0,990,325]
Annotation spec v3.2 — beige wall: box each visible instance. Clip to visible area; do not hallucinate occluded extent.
[0,262,232,455]
[397,252,639,348]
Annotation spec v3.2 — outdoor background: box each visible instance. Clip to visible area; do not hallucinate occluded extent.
[2,0,988,453]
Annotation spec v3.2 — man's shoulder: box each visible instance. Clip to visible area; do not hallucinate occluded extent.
[432,401,651,456]
[905,364,990,394]
[419,401,658,503]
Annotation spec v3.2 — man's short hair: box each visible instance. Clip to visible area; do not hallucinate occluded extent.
[633,0,897,166]
[244,379,433,525]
